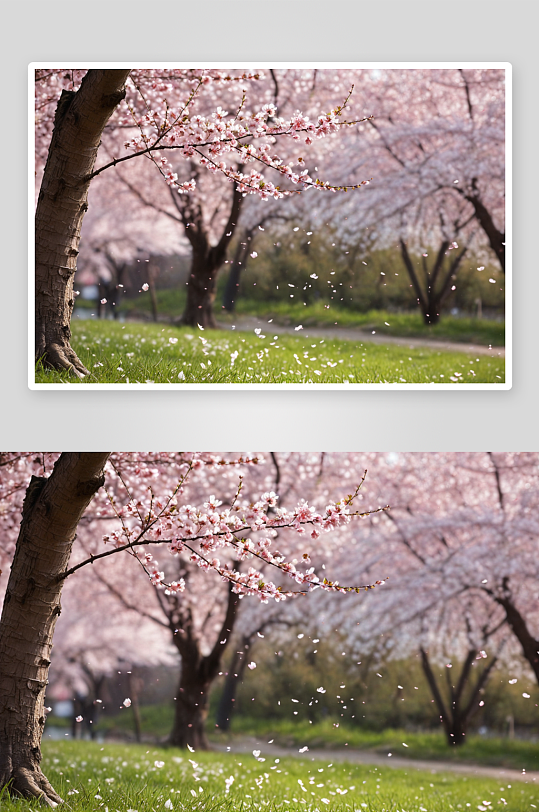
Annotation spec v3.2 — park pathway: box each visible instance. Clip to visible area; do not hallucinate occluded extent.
[213,736,536,784]
[218,316,505,358]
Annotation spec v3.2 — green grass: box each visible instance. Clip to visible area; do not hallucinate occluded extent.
[221,718,539,773]
[227,302,505,347]
[35,320,505,385]
[3,740,531,811]
[95,290,504,347]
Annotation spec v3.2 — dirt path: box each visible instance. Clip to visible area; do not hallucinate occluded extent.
[218,317,505,358]
[212,736,537,784]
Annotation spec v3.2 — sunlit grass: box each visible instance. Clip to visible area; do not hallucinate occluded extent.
[35,321,505,385]
[1,740,530,811]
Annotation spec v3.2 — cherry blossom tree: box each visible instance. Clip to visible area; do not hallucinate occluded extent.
[0,452,385,803]
[347,68,505,268]
[104,69,371,326]
[477,453,539,684]
[35,68,370,371]
[66,452,386,749]
[307,453,538,744]
[303,68,505,321]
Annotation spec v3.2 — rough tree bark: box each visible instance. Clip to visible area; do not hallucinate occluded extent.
[35,70,130,375]
[420,647,497,746]
[0,453,110,805]
[168,582,240,749]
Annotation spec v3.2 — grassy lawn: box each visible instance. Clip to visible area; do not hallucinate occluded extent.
[226,302,505,348]
[88,292,505,347]
[222,718,539,773]
[2,740,531,811]
[35,320,505,385]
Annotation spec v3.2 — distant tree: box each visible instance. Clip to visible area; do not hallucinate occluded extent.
[359,68,505,271]
[315,452,538,741]
[315,68,505,321]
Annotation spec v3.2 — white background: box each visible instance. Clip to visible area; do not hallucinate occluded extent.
[4,0,537,450]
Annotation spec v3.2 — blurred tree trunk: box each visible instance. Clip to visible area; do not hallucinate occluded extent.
[0,453,110,804]
[167,167,244,328]
[215,635,252,731]
[181,249,222,329]
[127,670,143,743]
[147,263,159,323]
[168,582,240,749]
[400,240,467,326]
[169,668,212,750]
[222,230,256,312]
[72,673,104,740]
[490,582,539,684]
[456,178,505,272]
[97,254,127,319]
[420,647,497,746]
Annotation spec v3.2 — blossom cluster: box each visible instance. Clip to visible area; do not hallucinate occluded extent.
[99,459,387,602]
[120,98,369,199]
[34,68,371,202]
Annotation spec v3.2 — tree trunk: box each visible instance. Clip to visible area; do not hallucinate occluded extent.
[72,671,105,740]
[420,647,496,748]
[176,174,244,328]
[461,179,505,273]
[0,453,110,804]
[127,671,143,743]
[169,667,211,750]
[98,255,127,319]
[181,252,220,329]
[494,594,539,683]
[72,682,103,741]
[167,582,241,748]
[222,232,254,312]
[215,636,251,731]
[400,239,467,325]
[147,263,159,323]
[35,70,130,375]
[446,717,467,746]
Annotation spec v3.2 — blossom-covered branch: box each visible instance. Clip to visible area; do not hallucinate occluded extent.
[62,472,389,600]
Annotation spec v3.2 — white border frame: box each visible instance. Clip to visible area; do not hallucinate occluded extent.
[29,62,511,391]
